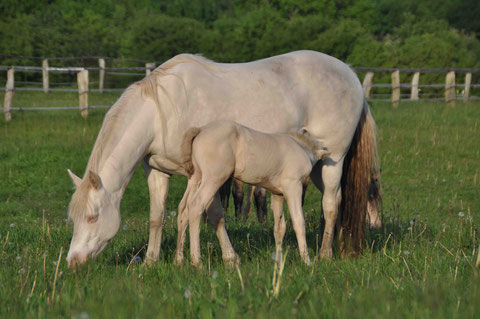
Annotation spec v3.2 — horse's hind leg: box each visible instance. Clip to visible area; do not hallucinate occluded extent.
[219,176,232,211]
[254,187,268,223]
[232,179,244,219]
[284,182,311,265]
[241,184,255,219]
[271,194,286,262]
[312,161,343,260]
[143,163,170,264]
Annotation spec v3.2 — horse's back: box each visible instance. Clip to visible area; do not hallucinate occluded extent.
[155,51,365,164]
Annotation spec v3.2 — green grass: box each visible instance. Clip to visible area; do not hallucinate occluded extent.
[1,92,480,318]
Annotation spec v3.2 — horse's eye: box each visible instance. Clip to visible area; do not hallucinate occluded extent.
[87,215,98,223]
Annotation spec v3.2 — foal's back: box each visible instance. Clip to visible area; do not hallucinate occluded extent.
[191,121,313,193]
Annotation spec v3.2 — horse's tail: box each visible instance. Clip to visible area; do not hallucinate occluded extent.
[181,127,201,177]
[340,100,380,256]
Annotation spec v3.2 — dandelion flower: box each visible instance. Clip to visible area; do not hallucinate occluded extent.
[458,212,465,217]
[403,250,410,256]
[184,289,191,299]
[170,211,177,217]
[122,224,128,231]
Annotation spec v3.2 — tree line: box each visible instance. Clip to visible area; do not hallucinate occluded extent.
[0,0,479,68]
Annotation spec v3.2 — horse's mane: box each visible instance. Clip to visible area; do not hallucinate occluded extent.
[85,84,142,174]
[70,54,218,221]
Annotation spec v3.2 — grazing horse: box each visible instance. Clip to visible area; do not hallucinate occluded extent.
[65,50,379,267]
[177,121,330,266]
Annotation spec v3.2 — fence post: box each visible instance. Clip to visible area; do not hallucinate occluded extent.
[391,70,400,108]
[362,72,374,99]
[464,72,472,103]
[42,59,49,93]
[98,58,105,93]
[145,63,155,76]
[4,68,14,121]
[445,71,455,106]
[410,72,420,100]
[77,70,89,118]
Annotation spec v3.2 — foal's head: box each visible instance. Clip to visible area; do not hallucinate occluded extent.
[66,170,121,268]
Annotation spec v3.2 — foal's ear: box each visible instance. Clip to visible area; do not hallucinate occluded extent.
[300,128,310,137]
[88,170,102,190]
[67,169,82,188]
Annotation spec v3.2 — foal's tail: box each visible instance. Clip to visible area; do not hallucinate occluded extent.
[181,127,201,177]
[340,100,380,256]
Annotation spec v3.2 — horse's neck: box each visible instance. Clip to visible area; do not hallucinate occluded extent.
[87,104,156,194]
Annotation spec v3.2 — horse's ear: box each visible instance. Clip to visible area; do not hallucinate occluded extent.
[88,170,102,190]
[67,169,82,188]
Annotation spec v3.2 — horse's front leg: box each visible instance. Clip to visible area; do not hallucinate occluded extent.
[206,192,240,267]
[143,162,171,264]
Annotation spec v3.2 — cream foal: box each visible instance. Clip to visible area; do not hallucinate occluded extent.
[176,120,330,267]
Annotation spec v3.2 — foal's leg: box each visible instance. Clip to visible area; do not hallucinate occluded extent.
[271,194,286,262]
[205,192,240,267]
[173,177,199,265]
[187,182,223,267]
[284,182,311,265]
[143,163,171,264]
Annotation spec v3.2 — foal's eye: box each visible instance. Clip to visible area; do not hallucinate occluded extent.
[87,215,98,224]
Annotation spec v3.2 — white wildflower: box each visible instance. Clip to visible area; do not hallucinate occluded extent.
[403,250,410,256]
[170,211,177,217]
[184,288,191,299]
[122,224,128,231]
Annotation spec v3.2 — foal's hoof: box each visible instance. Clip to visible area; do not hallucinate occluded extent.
[223,254,241,269]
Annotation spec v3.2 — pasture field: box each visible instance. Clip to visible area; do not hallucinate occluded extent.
[1,92,480,318]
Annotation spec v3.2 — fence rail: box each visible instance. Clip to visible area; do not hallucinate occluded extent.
[2,58,480,121]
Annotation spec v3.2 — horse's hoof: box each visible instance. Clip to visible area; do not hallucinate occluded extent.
[190,260,203,269]
[173,256,184,267]
[319,249,333,261]
[223,254,241,268]
[144,257,158,266]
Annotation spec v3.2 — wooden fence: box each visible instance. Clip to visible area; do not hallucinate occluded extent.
[1,56,480,121]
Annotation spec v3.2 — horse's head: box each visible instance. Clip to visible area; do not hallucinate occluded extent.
[367,170,382,229]
[66,169,121,268]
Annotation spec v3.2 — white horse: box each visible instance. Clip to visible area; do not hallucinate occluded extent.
[65,50,379,267]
